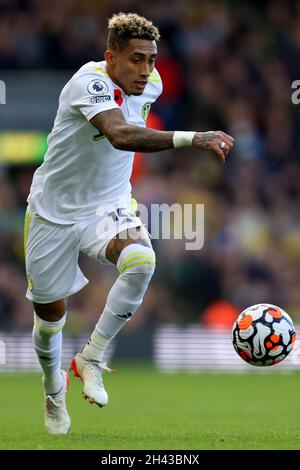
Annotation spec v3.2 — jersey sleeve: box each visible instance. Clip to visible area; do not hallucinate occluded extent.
[69,72,119,121]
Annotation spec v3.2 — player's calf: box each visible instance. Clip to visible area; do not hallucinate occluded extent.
[32,302,67,395]
[107,242,156,321]
[74,243,156,406]
[83,242,156,362]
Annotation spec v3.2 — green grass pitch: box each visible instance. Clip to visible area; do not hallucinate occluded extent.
[0,366,300,450]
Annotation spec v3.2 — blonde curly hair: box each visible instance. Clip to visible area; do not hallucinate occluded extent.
[107,12,160,50]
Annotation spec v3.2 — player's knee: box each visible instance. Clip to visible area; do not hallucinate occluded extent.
[117,244,156,279]
[33,299,67,322]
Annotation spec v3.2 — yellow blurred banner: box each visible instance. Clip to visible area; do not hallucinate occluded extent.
[0,132,47,163]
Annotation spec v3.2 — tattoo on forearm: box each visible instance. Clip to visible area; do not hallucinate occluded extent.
[119,126,174,152]
[91,110,174,153]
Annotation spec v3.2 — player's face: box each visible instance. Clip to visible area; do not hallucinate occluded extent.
[108,39,157,95]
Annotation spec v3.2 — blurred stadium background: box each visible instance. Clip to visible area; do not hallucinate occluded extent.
[0,0,300,373]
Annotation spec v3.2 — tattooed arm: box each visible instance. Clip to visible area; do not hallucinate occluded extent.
[90,108,234,162]
[90,109,173,151]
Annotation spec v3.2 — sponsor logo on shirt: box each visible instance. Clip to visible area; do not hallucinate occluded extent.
[90,95,111,103]
[142,102,151,122]
[87,79,109,95]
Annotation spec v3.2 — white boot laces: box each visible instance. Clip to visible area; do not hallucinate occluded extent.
[87,361,115,386]
[45,395,60,417]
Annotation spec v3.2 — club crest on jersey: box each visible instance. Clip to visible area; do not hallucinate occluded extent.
[142,102,151,122]
[87,79,109,95]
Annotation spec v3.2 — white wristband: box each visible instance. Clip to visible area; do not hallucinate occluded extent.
[173,131,196,148]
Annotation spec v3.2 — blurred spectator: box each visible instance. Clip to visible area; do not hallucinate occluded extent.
[1,0,300,331]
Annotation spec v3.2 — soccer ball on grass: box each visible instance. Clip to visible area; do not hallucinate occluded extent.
[232,303,296,366]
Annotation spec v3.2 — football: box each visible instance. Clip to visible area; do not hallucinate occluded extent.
[232,303,296,366]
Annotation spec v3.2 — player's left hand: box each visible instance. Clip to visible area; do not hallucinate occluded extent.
[192,130,234,163]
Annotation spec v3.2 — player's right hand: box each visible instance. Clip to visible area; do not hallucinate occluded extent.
[192,131,234,163]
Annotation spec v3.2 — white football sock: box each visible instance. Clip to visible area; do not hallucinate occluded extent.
[82,244,155,362]
[33,312,66,395]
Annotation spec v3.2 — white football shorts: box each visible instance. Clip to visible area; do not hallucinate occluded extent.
[24,203,144,304]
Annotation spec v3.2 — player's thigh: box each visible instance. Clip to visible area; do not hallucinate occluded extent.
[25,212,88,304]
[79,207,151,266]
[105,225,152,265]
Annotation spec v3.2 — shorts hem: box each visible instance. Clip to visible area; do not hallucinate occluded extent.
[25,278,89,304]
[97,220,144,264]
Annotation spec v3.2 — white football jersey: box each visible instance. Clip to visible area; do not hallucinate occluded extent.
[27,60,163,224]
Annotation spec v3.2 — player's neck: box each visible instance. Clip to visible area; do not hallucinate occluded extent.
[105,64,128,96]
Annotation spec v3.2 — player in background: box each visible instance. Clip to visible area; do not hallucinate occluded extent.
[24,12,234,434]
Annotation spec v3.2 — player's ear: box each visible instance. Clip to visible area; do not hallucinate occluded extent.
[104,49,115,66]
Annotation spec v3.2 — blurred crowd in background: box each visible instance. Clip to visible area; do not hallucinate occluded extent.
[1,0,300,333]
